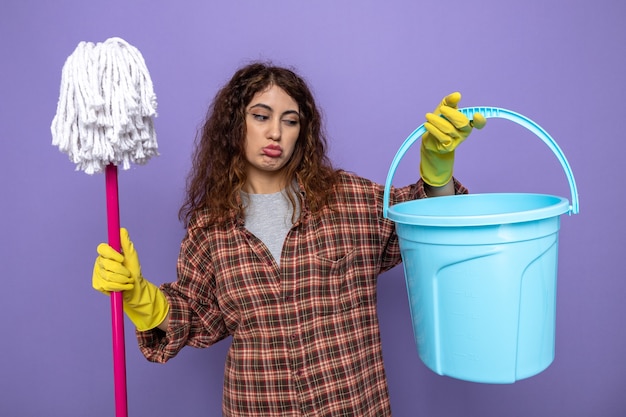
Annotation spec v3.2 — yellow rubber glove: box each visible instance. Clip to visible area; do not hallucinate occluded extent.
[420,92,486,186]
[92,228,169,331]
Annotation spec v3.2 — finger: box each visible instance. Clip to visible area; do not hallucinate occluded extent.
[470,113,487,129]
[120,228,137,261]
[120,228,132,254]
[425,113,462,139]
[441,92,461,109]
[120,227,140,273]
[439,106,471,130]
[93,277,132,293]
[97,257,132,278]
[96,243,123,262]
[93,262,133,292]
[424,124,457,152]
[431,92,461,115]
[92,262,111,295]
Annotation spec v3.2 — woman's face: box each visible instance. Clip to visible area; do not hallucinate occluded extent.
[243,85,301,193]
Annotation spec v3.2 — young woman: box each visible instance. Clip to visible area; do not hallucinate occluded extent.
[93,62,484,416]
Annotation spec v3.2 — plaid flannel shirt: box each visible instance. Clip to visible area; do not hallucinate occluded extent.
[137,171,467,416]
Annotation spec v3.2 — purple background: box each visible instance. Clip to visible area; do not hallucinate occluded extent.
[1,1,625,416]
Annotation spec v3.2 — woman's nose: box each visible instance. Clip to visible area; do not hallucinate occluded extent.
[268,119,281,140]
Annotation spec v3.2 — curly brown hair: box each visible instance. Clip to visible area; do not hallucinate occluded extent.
[179,62,340,227]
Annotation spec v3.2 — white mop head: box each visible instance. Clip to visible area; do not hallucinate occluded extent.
[51,37,158,174]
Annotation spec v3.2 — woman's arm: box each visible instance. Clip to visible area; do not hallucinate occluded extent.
[156,309,171,331]
[424,180,455,197]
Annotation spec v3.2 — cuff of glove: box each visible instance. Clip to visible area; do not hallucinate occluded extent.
[123,288,170,332]
[419,149,455,187]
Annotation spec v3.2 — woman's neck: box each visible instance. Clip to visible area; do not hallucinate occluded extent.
[243,172,289,194]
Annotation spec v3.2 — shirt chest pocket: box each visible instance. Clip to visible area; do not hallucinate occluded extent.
[312,247,362,316]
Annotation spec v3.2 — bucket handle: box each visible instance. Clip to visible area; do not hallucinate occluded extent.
[383,106,579,218]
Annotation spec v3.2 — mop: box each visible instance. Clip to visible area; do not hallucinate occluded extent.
[51,37,159,417]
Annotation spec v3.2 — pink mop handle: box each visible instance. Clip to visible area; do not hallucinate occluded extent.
[105,164,129,417]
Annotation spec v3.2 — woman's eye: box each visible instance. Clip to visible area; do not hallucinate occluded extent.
[282,119,299,127]
[251,113,269,121]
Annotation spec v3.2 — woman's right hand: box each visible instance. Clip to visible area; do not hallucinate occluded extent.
[92,228,170,331]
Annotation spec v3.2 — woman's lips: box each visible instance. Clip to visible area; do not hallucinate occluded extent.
[262,145,282,157]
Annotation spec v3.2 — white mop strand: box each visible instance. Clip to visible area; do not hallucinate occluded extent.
[51,37,158,174]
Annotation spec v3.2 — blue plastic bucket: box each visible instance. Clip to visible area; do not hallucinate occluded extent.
[383,107,579,384]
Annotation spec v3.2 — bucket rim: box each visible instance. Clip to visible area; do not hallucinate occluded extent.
[387,192,570,227]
